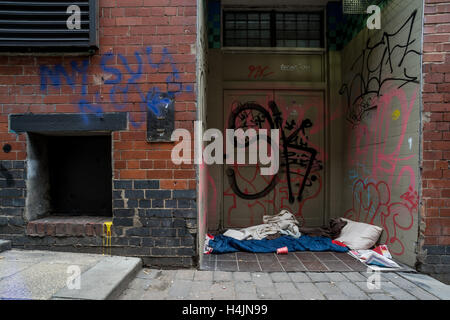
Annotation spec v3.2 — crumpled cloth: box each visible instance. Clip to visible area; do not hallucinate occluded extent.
[298,218,348,240]
[206,234,349,254]
[223,210,301,240]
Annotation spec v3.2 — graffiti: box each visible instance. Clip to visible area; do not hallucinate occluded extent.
[39,46,192,127]
[226,100,323,204]
[349,87,417,189]
[344,179,418,256]
[247,65,274,79]
[345,84,419,257]
[339,10,421,126]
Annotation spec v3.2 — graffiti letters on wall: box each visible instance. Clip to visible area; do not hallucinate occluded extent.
[340,10,421,127]
[39,47,193,128]
[343,5,422,258]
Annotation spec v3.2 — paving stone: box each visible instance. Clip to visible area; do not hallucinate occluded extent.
[270,272,291,282]
[397,272,450,300]
[381,282,418,300]
[233,272,252,282]
[354,281,385,294]
[236,292,258,300]
[235,281,256,294]
[141,290,169,300]
[168,280,193,299]
[280,293,305,300]
[194,270,213,281]
[383,273,416,289]
[315,282,346,300]
[369,293,395,300]
[189,281,213,300]
[306,272,330,282]
[252,273,273,287]
[274,282,300,295]
[335,281,369,300]
[324,272,347,282]
[256,286,281,300]
[343,272,367,282]
[211,281,235,300]
[213,271,233,282]
[289,273,311,282]
[175,269,195,280]
[128,278,153,291]
[382,273,438,300]
[135,269,161,280]
[294,282,326,300]
[407,286,440,300]
[189,291,213,300]
[358,270,390,282]
[118,288,145,300]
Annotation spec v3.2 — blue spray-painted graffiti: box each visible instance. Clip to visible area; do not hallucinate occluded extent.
[39,46,193,127]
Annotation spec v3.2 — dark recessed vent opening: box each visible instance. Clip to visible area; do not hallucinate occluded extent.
[0,0,98,53]
[48,135,112,217]
[223,11,324,48]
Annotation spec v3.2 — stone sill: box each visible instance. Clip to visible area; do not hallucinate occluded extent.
[26,216,112,237]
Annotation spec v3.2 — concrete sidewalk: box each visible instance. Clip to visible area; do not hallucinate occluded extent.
[0,248,141,300]
[118,268,450,300]
[1,247,449,300]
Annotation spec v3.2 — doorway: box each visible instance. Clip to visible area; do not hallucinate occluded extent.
[222,89,326,228]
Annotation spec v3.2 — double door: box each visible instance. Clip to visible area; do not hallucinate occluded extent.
[222,89,326,228]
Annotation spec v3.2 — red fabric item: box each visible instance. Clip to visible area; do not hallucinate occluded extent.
[332,240,347,248]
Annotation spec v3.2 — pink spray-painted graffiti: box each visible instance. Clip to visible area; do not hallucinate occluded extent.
[344,179,418,256]
[348,87,418,190]
[345,86,419,256]
[341,6,422,257]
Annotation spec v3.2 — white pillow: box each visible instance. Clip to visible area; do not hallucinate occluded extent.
[335,218,383,250]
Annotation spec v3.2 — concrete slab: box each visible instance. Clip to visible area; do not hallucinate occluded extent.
[0,262,92,300]
[397,272,450,300]
[0,261,34,280]
[1,249,102,266]
[52,256,141,300]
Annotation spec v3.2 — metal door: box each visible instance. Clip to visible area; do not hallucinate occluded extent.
[223,90,325,228]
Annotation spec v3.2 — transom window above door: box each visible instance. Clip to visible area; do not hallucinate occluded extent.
[223,11,324,48]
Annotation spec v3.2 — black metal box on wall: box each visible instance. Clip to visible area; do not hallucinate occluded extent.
[146,92,175,142]
[0,0,99,54]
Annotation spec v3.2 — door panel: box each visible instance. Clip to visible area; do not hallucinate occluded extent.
[223,90,325,228]
[223,90,275,228]
[273,91,325,227]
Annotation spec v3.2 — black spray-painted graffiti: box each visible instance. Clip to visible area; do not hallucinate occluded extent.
[226,100,323,204]
[339,10,421,126]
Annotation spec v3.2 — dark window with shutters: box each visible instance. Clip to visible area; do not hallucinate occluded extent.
[0,0,98,54]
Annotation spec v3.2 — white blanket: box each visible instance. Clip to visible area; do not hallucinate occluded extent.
[223,210,301,240]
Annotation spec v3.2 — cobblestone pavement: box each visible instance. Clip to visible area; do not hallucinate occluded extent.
[118,269,450,300]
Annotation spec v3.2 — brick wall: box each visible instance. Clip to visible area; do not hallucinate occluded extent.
[419,0,450,282]
[0,0,198,267]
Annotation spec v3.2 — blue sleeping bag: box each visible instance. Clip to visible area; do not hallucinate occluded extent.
[208,235,349,254]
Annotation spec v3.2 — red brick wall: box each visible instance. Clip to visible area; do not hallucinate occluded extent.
[0,0,197,188]
[420,0,450,278]
[0,0,199,266]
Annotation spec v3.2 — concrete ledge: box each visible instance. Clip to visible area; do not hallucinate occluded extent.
[10,113,128,133]
[52,256,142,300]
[26,216,112,237]
[0,239,11,253]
